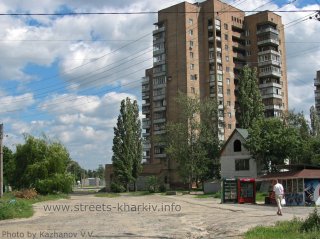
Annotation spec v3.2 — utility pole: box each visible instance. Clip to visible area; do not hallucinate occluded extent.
[0,123,3,197]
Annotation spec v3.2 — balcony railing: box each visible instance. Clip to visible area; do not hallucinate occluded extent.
[259,82,282,89]
[257,38,279,46]
[257,27,279,35]
[153,26,165,35]
[259,69,281,78]
[261,93,282,99]
[258,60,281,67]
[258,49,280,56]
[314,79,320,86]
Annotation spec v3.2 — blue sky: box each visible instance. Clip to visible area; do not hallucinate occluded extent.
[0,0,319,169]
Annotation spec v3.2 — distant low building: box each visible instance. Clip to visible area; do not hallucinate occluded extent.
[220,128,262,179]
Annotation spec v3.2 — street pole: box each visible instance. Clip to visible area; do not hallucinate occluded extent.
[0,123,3,197]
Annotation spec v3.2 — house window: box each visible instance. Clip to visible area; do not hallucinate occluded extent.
[235,159,250,171]
[233,139,242,152]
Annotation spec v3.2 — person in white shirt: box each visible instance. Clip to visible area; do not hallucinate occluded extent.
[273,179,284,216]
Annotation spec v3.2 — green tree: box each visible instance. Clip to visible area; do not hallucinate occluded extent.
[67,160,85,181]
[237,65,264,129]
[3,146,15,187]
[246,118,301,172]
[165,93,221,189]
[310,106,320,136]
[12,134,73,194]
[112,97,142,191]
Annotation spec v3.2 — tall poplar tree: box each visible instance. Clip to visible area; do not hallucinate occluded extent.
[237,65,264,129]
[112,97,142,191]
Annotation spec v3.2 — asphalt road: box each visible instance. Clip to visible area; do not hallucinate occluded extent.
[0,194,315,239]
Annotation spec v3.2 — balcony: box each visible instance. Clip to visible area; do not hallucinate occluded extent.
[143,143,151,149]
[233,52,246,60]
[259,82,282,89]
[257,27,279,35]
[153,106,166,112]
[142,132,150,137]
[153,48,165,56]
[314,79,320,86]
[155,153,167,158]
[142,107,150,114]
[258,49,280,56]
[154,59,165,67]
[154,129,166,135]
[264,104,283,110]
[257,38,279,46]
[154,118,166,124]
[153,37,165,45]
[232,42,245,50]
[208,25,213,30]
[261,93,282,99]
[208,36,214,41]
[142,77,149,85]
[142,86,149,92]
[153,26,165,35]
[259,69,281,78]
[210,93,216,98]
[142,92,150,100]
[216,36,221,42]
[258,60,281,67]
[316,92,320,99]
[153,94,165,101]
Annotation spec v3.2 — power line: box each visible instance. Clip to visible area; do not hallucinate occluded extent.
[0,10,318,16]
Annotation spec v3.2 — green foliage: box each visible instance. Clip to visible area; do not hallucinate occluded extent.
[159,184,167,193]
[245,211,320,239]
[165,92,222,189]
[147,176,158,193]
[110,182,126,193]
[310,106,320,136]
[246,118,301,172]
[0,199,33,220]
[67,160,85,181]
[300,207,320,232]
[35,173,74,194]
[12,134,72,193]
[112,98,142,191]
[3,146,15,186]
[237,65,264,129]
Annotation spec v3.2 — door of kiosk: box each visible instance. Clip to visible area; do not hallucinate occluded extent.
[238,178,256,204]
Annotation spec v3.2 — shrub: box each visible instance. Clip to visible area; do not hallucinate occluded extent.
[13,188,38,199]
[159,184,167,193]
[110,182,125,193]
[300,207,320,232]
[147,176,158,193]
[35,173,74,194]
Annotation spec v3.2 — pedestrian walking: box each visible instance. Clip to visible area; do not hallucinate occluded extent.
[273,179,284,216]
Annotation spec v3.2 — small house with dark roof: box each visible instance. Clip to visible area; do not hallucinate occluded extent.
[220,128,262,179]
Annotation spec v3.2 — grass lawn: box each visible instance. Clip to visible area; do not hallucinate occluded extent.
[244,218,319,239]
[255,192,268,202]
[0,192,69,220]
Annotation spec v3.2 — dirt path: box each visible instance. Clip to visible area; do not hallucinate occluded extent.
[0,194,315,239]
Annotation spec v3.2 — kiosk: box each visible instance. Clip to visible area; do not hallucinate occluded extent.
[221,178,238,203]
[237,178,256,204]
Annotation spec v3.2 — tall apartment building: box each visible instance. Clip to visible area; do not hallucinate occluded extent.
[142,0,288,188]
[315,71,320,118]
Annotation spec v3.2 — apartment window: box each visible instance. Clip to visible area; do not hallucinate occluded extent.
[226,67,230,72]
[191,74,197,80]
[235,158,250,171]
[190,52,194,59]
[189,41,194,48]
[228,112,231,118]
[224,23,228,30]
[191,87,195,94]
[228,124,232,129]
[225,44,229,51]
[246,50,252,56]
[246,40,251,45]
[226,56,229,62]
[245,30,250,36]
[209,51,214,59]
[217,74,223,82]
[224,34,228,40]
[227,89,231,95]
[189,29,193,36]
[190,64,194,70]
[188,18,193,25]
[226,78,230,85]
[227,101,231,106]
